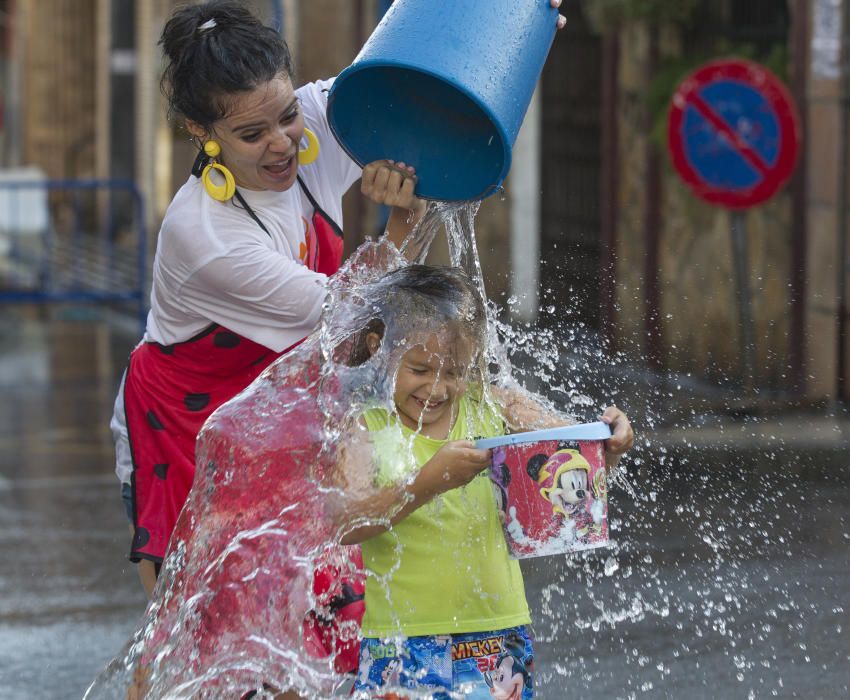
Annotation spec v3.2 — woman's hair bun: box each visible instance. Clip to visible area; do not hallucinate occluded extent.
[159,0,293,128]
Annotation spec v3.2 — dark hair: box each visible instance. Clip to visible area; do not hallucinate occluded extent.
[159,0,294,129]
[348,265,488,366]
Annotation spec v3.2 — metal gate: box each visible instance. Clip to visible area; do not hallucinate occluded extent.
[0,174,147,329]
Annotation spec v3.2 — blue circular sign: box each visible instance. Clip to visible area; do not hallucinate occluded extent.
[668,59,800,209]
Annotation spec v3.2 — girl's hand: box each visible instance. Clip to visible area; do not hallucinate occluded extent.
[336,439,491,544]
[361,159,424,213]
[600,405,634,468]
[551,0,567,30]
[422,440,491,494]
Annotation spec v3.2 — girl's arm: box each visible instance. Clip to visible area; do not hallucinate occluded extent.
[491,384,635,469]
[328,430,490,545]
[490,383,576,432]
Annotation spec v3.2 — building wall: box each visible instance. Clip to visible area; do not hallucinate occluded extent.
[298,0,379,252]
[296,0,361,84]
[614,25,651,358]
[659,169,793,386]
[20,0,98,179]
[614,21,797,391]
[804,0,849,400]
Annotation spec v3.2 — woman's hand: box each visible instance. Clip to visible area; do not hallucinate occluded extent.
[551,0,567,30]
[600,405,634,468]
[361,159,423,211]
[362,159,427,255]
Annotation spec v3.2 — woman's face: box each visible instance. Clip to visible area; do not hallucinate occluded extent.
[198,75,305,192]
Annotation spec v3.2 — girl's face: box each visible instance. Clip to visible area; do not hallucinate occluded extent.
[391,332,473,438]
[189,75,305,192]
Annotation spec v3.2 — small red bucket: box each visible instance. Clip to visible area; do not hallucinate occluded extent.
[477,422,612,559]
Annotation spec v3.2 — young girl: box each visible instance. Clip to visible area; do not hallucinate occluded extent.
[333,264,633,699]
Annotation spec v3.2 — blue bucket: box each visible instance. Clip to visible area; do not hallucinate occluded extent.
[327,0,558,202]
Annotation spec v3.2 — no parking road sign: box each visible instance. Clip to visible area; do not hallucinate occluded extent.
[667,59,801,209]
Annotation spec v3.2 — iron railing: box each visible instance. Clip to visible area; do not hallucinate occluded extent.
[0,177,147,330]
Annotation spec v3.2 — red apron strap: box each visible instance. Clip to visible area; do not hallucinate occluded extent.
[298,176,344,276]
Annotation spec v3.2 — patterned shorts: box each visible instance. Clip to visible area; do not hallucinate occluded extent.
[353,626,533,699]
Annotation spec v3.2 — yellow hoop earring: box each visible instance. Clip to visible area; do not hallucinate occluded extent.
[201,140,236,201]
[298,128,320,166]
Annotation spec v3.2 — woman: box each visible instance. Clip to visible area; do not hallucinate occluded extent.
[110,0,426,596]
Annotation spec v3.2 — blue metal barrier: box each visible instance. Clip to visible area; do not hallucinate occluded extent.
[0,178,148,330]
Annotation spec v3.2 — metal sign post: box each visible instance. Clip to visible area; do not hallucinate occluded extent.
[667,59,801,389]
[730,210,756,388]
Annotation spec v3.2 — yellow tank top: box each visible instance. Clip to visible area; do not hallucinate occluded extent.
[360,395,530,637]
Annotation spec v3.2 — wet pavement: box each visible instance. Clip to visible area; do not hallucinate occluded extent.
[1,312,849,699]
[0,312,146,699]
[524,448,850,698]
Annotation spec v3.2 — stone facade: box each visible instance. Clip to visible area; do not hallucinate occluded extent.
[805,25,848,400]
[18,0,98,179]
[614,22,798,391]
[659,174,793,386]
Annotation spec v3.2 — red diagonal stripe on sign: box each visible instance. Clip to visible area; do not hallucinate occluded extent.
[689,92,771,177]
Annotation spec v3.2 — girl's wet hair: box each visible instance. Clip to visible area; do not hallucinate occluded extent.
[349,264,488,366]
[159,0,294,129]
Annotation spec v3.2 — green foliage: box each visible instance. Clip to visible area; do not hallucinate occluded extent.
[583,1,793,156]
[586,0,701,30]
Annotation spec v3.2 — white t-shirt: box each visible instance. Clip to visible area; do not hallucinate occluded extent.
[112,78,360,485]
[145,77,361,353]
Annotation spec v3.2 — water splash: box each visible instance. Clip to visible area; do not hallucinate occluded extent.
[85,203,534,698]
[85,201,850,698]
